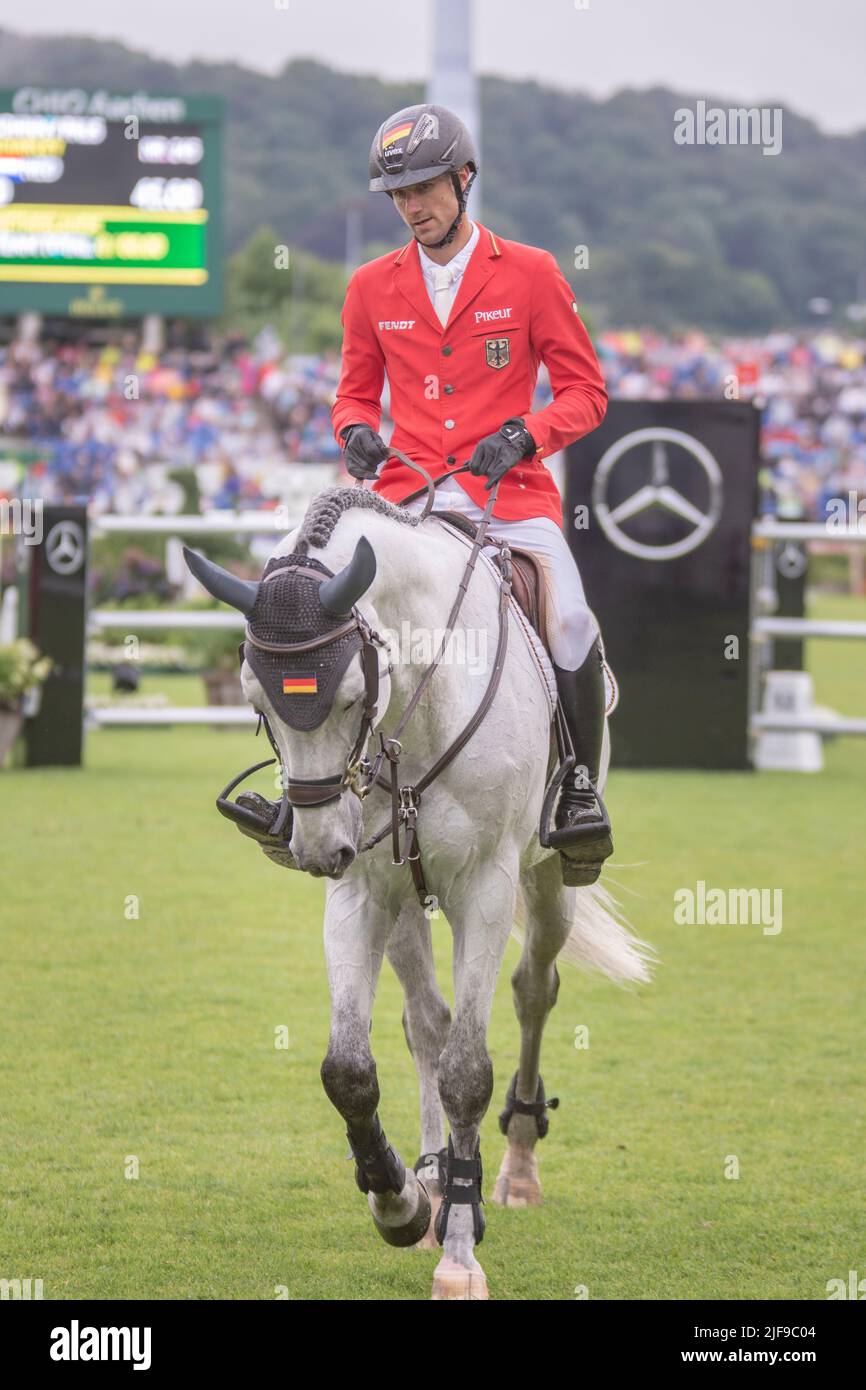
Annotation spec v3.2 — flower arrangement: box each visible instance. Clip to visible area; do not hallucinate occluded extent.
[0,638,53,712]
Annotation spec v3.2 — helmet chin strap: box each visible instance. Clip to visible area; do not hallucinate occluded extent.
[416,170,477,249]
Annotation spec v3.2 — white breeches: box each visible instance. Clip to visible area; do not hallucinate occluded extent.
[403,479,599,671]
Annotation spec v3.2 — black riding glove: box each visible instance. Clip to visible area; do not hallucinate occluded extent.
[466,418,537,490]
[340,423,390,480]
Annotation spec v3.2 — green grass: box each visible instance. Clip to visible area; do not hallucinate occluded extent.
[1,595,864,1300]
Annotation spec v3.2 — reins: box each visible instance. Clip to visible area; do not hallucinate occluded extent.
[350,455,514,903]
[224,450,521,905]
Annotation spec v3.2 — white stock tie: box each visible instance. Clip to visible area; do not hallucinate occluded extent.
[432,264,454,327]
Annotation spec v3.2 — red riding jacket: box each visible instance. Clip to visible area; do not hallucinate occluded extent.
[331,221,608,526]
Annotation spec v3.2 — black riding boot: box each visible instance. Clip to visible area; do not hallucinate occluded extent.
[547,638,613,885]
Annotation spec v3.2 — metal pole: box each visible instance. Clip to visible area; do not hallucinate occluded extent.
[429,0,481,219]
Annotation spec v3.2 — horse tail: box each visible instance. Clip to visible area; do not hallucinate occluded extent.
[514,877,657,986]
[561,879,656,984]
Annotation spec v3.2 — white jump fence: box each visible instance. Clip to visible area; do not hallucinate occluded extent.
[88,510,292,729]
[749,518,866,739]
[86,512,866,745]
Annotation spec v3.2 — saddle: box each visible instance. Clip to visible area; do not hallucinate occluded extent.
[430,507,612,885]
[431,510,551,659]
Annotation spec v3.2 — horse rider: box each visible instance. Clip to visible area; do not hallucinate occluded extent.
[332,103,613,881]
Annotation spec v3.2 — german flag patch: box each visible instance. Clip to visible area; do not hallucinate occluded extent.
[283,675,318,695]
[382,120,413,150]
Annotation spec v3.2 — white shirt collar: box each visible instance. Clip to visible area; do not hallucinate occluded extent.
[417,220,479,285]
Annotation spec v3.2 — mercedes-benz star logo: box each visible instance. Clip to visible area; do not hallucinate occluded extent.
[592,427,724,561]
[776,543,807,580]
[45,520,85,575]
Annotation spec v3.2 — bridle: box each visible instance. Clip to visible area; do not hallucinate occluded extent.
[216,455,531,902]
[216,590,392,836]
[246,582,391,808]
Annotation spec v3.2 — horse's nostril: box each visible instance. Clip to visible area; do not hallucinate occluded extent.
[296,847,353,878]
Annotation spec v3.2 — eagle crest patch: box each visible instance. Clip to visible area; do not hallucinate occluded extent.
[485,337,510,370]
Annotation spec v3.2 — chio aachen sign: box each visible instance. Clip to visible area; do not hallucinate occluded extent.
[0,87,223,317]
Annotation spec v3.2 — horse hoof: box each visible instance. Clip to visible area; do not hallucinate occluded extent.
[491,1146,542,1207]
[431,1257,489,1300]
[370,1170,432,1248]
[491,1175,542,1207]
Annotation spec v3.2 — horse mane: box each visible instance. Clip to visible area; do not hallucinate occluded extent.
[295,486,423,552]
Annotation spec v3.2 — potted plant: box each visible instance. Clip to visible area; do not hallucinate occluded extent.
[199,631,245,708]
[180,607,246,708]
[0,638,52,767]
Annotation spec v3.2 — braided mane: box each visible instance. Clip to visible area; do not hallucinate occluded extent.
[296,486,423,552]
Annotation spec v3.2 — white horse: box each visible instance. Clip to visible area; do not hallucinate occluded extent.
[186,485,654,1301]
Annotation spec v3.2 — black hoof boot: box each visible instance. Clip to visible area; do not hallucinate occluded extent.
[434,1136,486,1246]
[498,1071,560,1139]
[347,1114,405,1197]
[348,1114,430,1247]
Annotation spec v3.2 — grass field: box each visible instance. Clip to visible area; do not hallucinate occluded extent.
[1,594,864,1301]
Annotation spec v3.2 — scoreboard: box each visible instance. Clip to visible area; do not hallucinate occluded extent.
[0,87,223,317]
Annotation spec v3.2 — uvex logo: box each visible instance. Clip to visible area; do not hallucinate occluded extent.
[378,320,416,331]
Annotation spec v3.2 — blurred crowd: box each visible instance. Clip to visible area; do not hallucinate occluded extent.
[598,327,866,519]
[1,325,865,521]
[0,331,347,514]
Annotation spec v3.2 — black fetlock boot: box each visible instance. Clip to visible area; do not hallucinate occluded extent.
[347,1115,432,1248]
[547,638,613,886]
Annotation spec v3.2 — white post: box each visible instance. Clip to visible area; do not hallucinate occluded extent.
[429,0,481,219]
[754,671,824,771]
[141,314,165,354]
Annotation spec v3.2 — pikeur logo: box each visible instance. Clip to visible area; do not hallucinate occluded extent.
[50,1320,152,1371]
[378,320,416,331]
[474,306,513,323]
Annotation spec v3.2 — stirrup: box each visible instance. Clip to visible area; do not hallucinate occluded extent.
[433,1136,485,1246]
[548,777,613,858]
[498,1071,559,1140]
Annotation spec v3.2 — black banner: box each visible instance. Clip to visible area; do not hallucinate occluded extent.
[3,1297,859,1368]
[565,401,761,769]
[773,538,808,670]
[24,504,88,767]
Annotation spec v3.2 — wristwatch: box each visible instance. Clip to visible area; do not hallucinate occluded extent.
[499,417,537,458]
